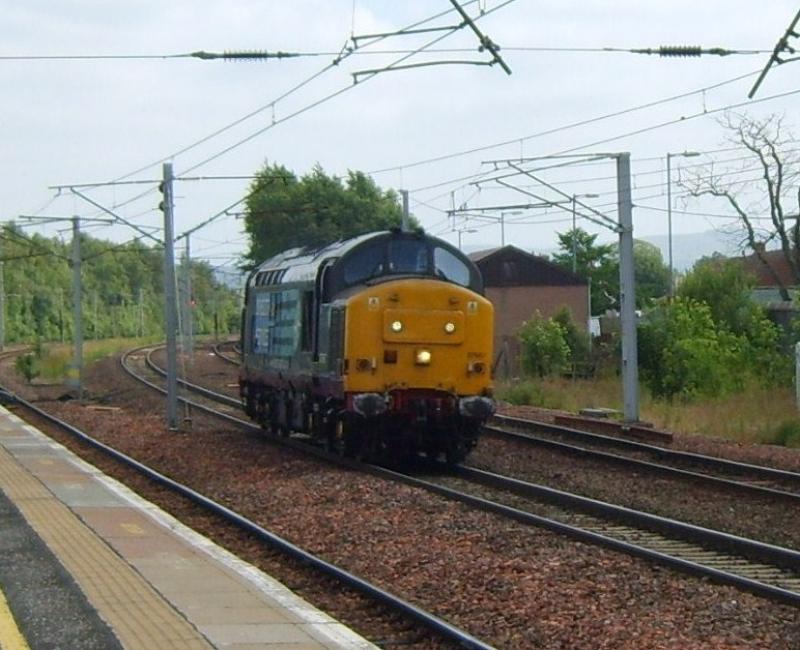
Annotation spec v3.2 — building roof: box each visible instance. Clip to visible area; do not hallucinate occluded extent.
[738,248,798,287]
[468,245,587,287]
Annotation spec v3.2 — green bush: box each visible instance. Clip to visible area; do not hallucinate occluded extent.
[15,354,39,384]
[766,419,800,448]
[518,311,570,377]
[552,307,591,373]
[638,298,748,400]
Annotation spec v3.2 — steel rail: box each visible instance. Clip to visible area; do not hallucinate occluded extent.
[488,414,800,498]
[211,340,241,366]
[156,344,800,505]
[143,347,241,408]
[116,347,495,649]
[385,463,800,607]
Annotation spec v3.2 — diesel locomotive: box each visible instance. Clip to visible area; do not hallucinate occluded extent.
[239,229,495,463]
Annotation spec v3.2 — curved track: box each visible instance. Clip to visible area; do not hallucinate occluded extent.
[211,339,240,366]
[140,344,800,608]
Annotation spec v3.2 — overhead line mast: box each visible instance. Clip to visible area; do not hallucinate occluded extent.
[749,9,800,98]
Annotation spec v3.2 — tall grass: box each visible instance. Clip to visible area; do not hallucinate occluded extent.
[496,375,800,447]
[27,337,161,382]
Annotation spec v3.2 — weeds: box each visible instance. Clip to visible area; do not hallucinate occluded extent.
[764,419,800,448]
[496,375,798,446]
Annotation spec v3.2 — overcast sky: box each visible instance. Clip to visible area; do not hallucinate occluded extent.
[3,1,799,269]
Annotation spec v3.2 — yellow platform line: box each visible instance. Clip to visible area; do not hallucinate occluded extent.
[0,588,30,650]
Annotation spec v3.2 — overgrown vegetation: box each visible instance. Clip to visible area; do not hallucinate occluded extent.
[507,254,797,446]
[13,337,161,384]
[0,224,241,345]
[638,258,788,400]
[517,311,571,377]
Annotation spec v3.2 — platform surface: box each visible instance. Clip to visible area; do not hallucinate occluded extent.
[0,404,377,649]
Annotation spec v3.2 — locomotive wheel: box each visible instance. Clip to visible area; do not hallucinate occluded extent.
[325,419,346,456]
[445,438,468,467]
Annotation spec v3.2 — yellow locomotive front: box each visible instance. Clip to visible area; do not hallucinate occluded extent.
[341,277,494,462]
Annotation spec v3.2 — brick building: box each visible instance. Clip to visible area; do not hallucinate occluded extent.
[469,246,589,377]
[737,248,799,335]
[738,248,798,301]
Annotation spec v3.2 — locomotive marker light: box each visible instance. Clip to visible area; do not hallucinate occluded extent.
[390,320,404,332]
[444,321,456,334]
[415,349,432,365]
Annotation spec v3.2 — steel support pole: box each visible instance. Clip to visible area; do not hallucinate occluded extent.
[162,163,179,430]
[0,236,5,352]
[184,234,194,362]
[666,153,674,298]
[616,153,639,422]
[71,217,83,401]
[796,342,800,412]
[571,195,577,273]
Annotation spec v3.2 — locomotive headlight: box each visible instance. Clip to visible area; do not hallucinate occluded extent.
[390,320,404,333]
[415,349,432,365]
[443,321,456,334]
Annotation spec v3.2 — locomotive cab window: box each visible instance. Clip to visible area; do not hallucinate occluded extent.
[343,243,384,285]
[388,239,428,274]
[433,246,470,287]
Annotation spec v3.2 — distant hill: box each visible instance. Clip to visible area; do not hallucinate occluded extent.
[641,230,743,272]
[480,229,745,273]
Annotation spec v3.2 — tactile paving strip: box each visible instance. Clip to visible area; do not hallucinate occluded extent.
[0,445,213,650]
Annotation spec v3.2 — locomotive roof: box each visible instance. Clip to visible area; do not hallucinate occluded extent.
[248,229,484,294]
[248,231,394,287]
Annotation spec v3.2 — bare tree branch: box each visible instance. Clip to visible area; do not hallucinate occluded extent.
[682,112,799,301]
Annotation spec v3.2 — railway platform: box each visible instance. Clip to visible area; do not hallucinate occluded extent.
[0,404,376,649]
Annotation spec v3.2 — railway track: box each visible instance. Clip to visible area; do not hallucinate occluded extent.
[136,344,800,609]
[486,414,800,505]
[207,339,800,504]
[410,464,800,607]
[212,339,241,366]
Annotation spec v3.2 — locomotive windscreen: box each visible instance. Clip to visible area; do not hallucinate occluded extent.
[332,232,481,296]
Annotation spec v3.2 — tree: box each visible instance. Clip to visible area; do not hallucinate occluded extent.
[638,298,745,400]
[0,224,240,344]
[677,255,762,336]
[552,229,670,312]
[241,163,414,267]
[552,228,618,313]
[633,240,670,306]
[639,258,789,400]
[685,113,800,301]
[517,311,570,377]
